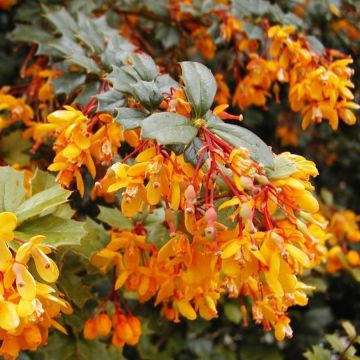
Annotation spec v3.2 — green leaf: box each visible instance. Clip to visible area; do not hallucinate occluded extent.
[96,89,125,114]
[180,62,217,118]
[58,270,93,308]
[107,65,140,93]
[76,340,127,360]
[15,185,71,222]
[224,302,242,324]
[38,332,75,360]
[325,334,345,352]
[9,24,54,44]
[97,205,133,230]
[43,6,77,37]
[342,321,357,339]
[141,112,197,145]
[31,169,61,194]
[130,53,158,81]
[307,35,325,56]
[76,13,105,54]
[15,215,85,247]
[74,81,100,106]
[146,223,169,248]
[0,167,25,212]
[155,24,180,49]
[303,346,332,360]
[73,218,110,258]
[131,80,164,111]
[207,116,274,168]
[156,74,179,93]
[0,130,32,166]
[67,51,101,75]
[184,137,207,167]
[52,72,86,95]
[115,107,147,130]
[266,154,297,179]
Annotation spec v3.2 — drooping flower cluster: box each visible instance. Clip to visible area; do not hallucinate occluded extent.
[326,210,360,273]
[231,25,359,130]
[32,106,138,196]
[90,128,329,341]
[84,311,141,348]
[0,91,34,132]
[0,212,71,360]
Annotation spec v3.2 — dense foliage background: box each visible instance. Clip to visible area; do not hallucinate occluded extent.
[0,0,359,359]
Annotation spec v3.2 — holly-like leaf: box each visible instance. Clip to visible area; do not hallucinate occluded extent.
[180,62,217,118]
[9,23,54,44]
[74,81,100,106]
[97,205,133,230]
[96,89,125,114]
[141,112,197,145]
[0,167,25,213]
[73,218,110,258]
[31,169,60,194]
[0,131,32,166]
[15,185,71,222]
[52,72,86,95]
[76,13,105,54]
[107,65,140,93]
[15,215,85,247]
[43,6,77,37]
[115,108,148,130]
[207,116,274,168]
[131,80,164,111]
[130,53,158,81]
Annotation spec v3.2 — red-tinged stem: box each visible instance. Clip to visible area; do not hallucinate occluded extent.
[262,190,273,230]
[191,145,208,184]
[13,236,26,244]
[121,141,147,163]
[202,127,233,154]
[20,44,37,78]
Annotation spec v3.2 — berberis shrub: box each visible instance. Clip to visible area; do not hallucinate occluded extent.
[0,0,359,359]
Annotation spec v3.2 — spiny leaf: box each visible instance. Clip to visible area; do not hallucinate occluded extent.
[15,185,71,222]
[130,53,158,81]
[0,167,26,213]
[96,89,125,114]
[97,206,133,230]
[15,215,85,248]
[0,131,31,166]
[115,108,148,130]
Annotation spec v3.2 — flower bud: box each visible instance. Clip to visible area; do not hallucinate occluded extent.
[239,176,254,190]
[254,174,269,185]
[83,318,97,340]
[95,313,112,337]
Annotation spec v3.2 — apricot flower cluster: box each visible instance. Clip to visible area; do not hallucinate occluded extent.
[0,212,71,360]
[83,311,141,348]
[32,106,138,196]
[90,125,329,341]
[231,25,359,130]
